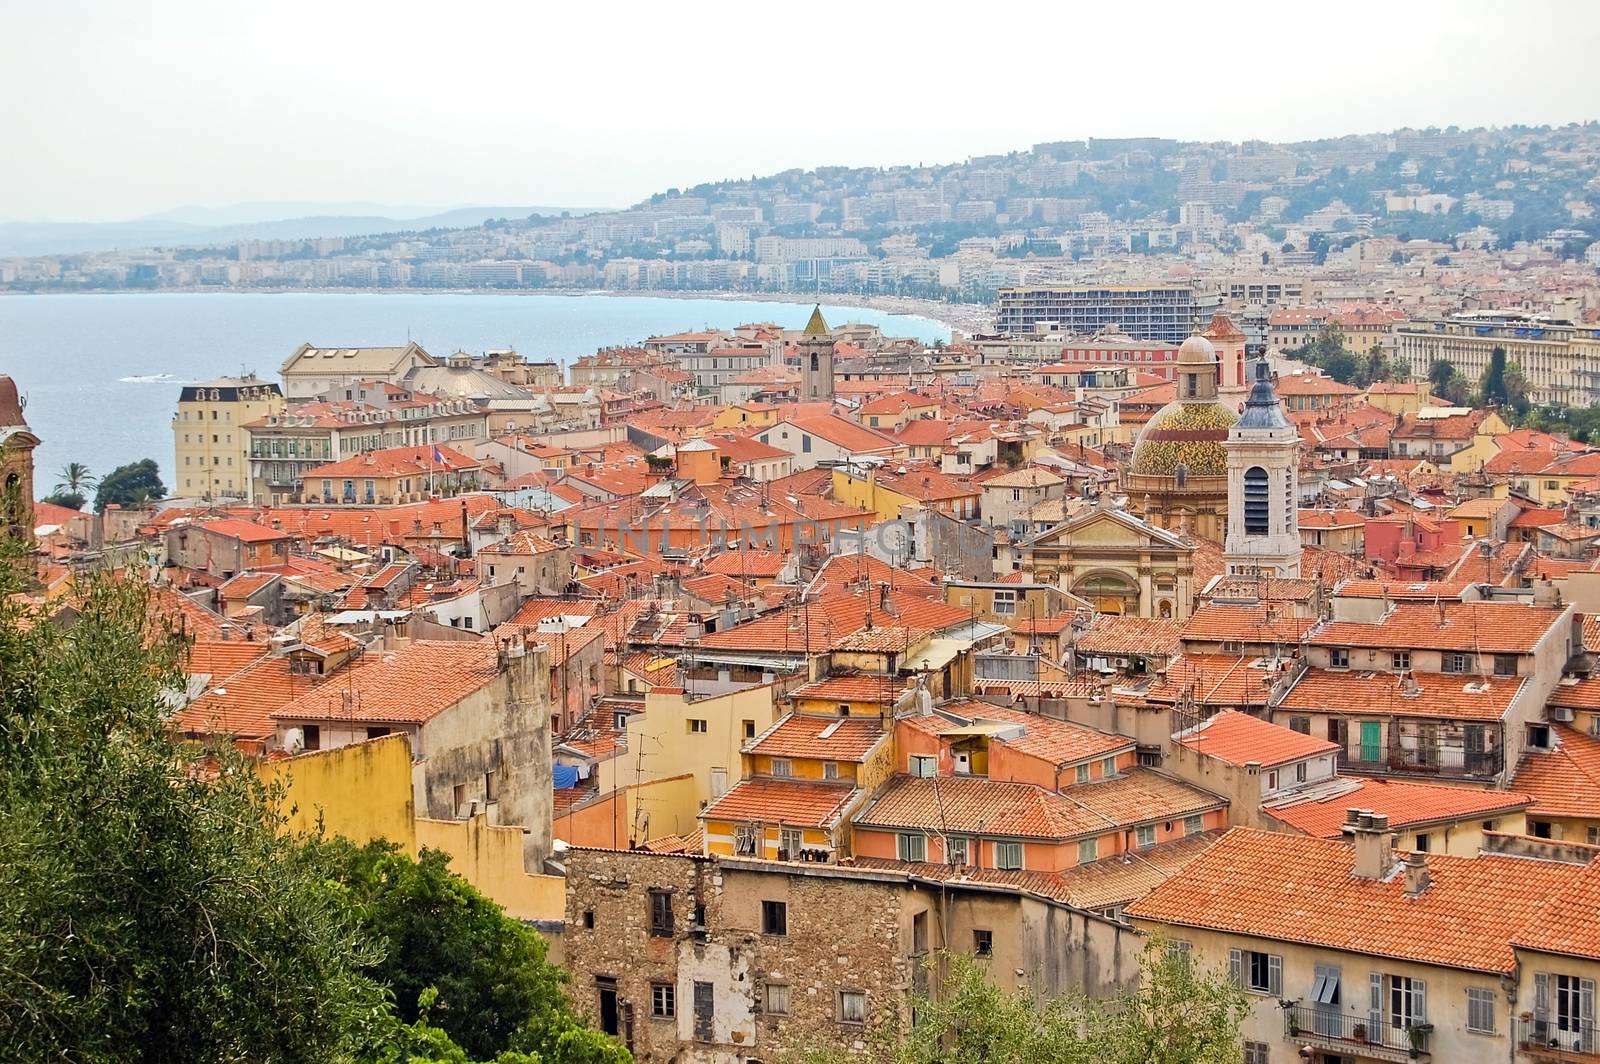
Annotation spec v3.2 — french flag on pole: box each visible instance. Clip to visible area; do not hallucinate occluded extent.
[432,446,445,465]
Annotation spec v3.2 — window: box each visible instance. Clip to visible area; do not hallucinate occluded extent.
[992,589,1016,616]
[1392,651,1411,671]
[302,724,321,751]
[973,929,993,957]
[995,841,1024,870]
[734,824,758,855]
[764,982,790,1016]
[779,827,803,857]
[1134,824,1156,848]
[1184,814,1205,835]
[823,761,839,780]
[838,990,866,1025]
[688,718,708,734]
[897,833,927,862]
[1295,762,1308,783]
[1075,763,1090,784]
[582,909,595,929]
[1243,466,1270,535]
[649,890,673,937]
[1414,832,1431,852]
[1101,756,1117,777]
[1330,648,1350,669]
[741,719,757,740]
[1493,654,1517,677]
[651,983,675,1018]
[1288,716,1310,734]
[1385,974,1426,1029]
[1243,1042,1269,1064]
[946,835,968,866]
[1230,949,1281,995]
[770,758,792,777]
[483,769,498,802]
[801,435,812,453]
[1466,986,1496,1033]
[1266,771,1279,791]
[1443,651,1469,673]
[761,900,787,936]
[910,755,937,778]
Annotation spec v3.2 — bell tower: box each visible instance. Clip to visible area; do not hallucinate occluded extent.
[1224,357,1300,577]
[798,305,834,402]
[0,374,39,539]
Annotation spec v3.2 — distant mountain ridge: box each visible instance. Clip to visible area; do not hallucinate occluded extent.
[0,203,610,257]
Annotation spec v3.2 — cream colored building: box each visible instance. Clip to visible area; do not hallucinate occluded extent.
[173,375,285,501]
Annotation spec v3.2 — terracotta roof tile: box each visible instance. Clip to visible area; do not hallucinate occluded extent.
[271,639,504,724]
[747,714,888,762]
[1267,777,1531,837]
[1513,860,1600,961]
[699,777,857,828]
[1307,602,1569,654]
[1509,724,1600,820]
[1176,710,1338,768]
[1182,603,1317,645]
[1280,667,1524,722]
[1128,827,1583,974]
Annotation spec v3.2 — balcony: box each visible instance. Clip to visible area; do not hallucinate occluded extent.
[1517,1018,1600,1061]
[1283,1006,1430,1063]
[1337,747,1502,781]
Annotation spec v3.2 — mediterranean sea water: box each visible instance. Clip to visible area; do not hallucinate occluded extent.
[0,292,949,498]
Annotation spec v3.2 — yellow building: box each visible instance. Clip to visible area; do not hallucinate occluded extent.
[260,735,564,922]
[174,375,284,501]
[700,712,892,860]
[711,403,782,430]
[1018,501,1198,620]
[830,463,979,522]
[601,682,787,839]
[1360,380,1435,414]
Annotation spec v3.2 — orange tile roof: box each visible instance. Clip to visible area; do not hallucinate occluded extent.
[771,414,901,453]
[302,443,478,480]
[1280,667,1523,722]
[1307,602,1569,654]
[1508,724,1600,820]
[194,517,291,544]
[184,638,271,679]
[699,777,857,828]
[900,701,1132,768]
[271,639,503,724]
[1267,777,1530,837]
[855,768,1222,841]
[1176,710,1338,768]
[1127,827,1583,975]
[1146,654,1282,708]
[176,655,333,742]
[791,674,906,704]
[1182,603,1317,645]
[703,549,787,578]
[747,714,888,762]
[1513,860,1600,961]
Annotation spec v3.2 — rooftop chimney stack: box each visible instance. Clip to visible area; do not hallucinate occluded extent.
[1403,851,1432,898]
[1345,809,1397,880]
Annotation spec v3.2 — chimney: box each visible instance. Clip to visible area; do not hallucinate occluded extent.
[1345,809,1397,880]
[1403,851,1431,898]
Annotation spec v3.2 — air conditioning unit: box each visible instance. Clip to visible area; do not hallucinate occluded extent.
[1550,705,1576,723]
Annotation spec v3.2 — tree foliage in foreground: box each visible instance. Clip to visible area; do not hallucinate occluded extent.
[788,943,1248,1064]
[93,457,166,511]
[0,526,627,1064]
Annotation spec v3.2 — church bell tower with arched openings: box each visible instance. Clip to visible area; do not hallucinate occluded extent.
[798,305,835,401]
[1224,356,1301,577]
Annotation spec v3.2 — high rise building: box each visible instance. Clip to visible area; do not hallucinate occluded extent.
[173,375,284,501]
[995,285,1196,343]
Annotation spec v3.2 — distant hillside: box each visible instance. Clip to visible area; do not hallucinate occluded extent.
[0,204,609,257]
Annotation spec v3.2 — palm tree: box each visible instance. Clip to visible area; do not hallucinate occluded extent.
[54,462,95,497]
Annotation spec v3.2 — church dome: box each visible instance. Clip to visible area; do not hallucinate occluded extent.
[1129,398,1238,476]
[0,375,24,428]
[1176,334,1218,366]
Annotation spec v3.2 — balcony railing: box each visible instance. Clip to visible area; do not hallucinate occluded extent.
[1517,1017,1600,1059]
[1283,1005,1429,1062]
[1338,748,1502,780]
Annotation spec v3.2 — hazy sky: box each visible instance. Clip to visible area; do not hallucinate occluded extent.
[4,0,1598,222]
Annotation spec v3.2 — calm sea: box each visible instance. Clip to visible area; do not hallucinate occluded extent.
[0,292,949,498]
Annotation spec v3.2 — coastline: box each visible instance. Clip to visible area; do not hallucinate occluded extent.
[0,285,992,336]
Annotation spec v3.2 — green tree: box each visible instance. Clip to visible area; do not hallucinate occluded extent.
[790,943,1247,1064]
[54,461,96,498]
[327,840,630,1064]
[93,458,166,511]
[0,539,385,1063]
[41,490,86,510]
[1480,345,1508,407]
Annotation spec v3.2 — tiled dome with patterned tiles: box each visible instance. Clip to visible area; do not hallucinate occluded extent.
[1129,335,1238,476]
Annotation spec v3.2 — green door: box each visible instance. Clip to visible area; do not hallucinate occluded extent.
[1359,721,1382,763]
